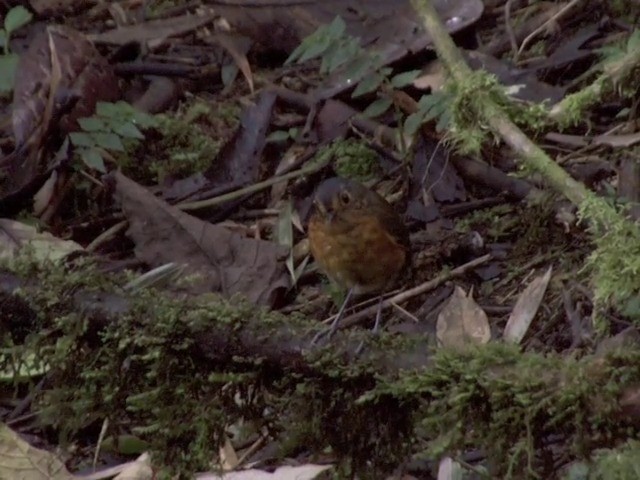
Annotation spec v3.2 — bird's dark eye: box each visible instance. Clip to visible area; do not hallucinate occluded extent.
[339,191,351,205]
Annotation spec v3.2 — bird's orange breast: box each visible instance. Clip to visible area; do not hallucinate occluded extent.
[308,213,407,294]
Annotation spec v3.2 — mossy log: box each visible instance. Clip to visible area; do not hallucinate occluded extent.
[2,264,640,478]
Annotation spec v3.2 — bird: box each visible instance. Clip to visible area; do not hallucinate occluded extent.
[307,177,410,344]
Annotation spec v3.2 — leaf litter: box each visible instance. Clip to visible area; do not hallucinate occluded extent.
[0,0,638,478]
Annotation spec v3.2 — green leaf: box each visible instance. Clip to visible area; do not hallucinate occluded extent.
[285,37,312,65]
[297,33,333,63]
[352,73,385,98]
[319,37,344,74]
[221,62,238,88]
[0,53,18,92]
[391,70,421,88]
[4,6,32,35]
[266,130,291,143]
[132,110,157,128]
[0,30,7,49]
[69,132,96,148]
[362,96,393,118]
[78,117,107,132]
[326,16,346,39]
[91,132,125,151]
[276,201,294,249]
[403,111,426,137]
[342,55,375,83]
[288,127,299,139]
[80,148,106,173]
[113,122,144,139]
[424,95,449,121]
[436,109,452,132]
[327,37,360,73]
[627,30,640,53]
[96,101,121,118]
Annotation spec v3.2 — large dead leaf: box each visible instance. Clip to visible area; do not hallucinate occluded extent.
[214,0,483,59]
[111,172,289,307]
[11,25,120,149]
[503,266,552,344]
[0,423,73,480]
[3,25,119,205]
[436,286,491,349]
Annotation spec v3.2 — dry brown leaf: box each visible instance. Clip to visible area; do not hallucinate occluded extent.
[111,172,289,306]
[436,286,491,349]
[0,423,74,480]
[219,435,239,471]
[503,266,552,344]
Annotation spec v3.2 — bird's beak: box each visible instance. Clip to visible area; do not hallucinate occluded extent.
[313,199,333,222]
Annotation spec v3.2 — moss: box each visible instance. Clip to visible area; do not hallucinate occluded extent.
[320,139,380,181]
[3,256,640,478]
[364,343,640,478]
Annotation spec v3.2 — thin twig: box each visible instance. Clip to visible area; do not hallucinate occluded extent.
[177,157,329,211]
[504,0,518,58]
[86,220,128,252]
[515,0,583,59]
[334,254,492,331]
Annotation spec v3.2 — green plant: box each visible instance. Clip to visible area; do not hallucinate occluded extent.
[266,127,300,144]
[0,6,33,93]
[69,101,158,173]
[285,16,423,132]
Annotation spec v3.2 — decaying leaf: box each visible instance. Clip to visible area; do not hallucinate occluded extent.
[111,172,289,307]
[3,25,119,205]
[0,423,74,480]
[0,218,83,263]
[12,25,120,149]
[503,266,552,344]
[87,11,218,46]
[437,457,464,480]
[436,286,491,349]
[113,453,153,480]
[195,464,332,480]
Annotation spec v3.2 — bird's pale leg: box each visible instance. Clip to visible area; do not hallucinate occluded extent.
[355,294,385,355]
[311,287,354,345]
[371,294,385,334]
